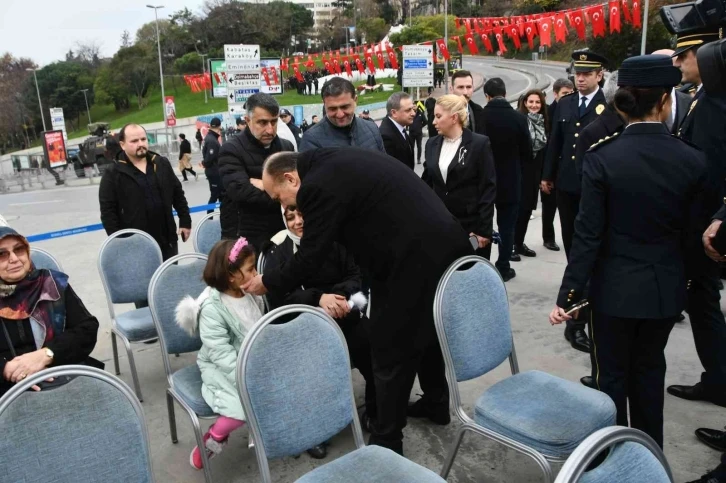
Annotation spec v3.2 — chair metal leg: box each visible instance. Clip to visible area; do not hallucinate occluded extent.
[166,390,178,444]
[440,425,468,479]
[111,331,120,375]
[190,412,213,483]
[119,334,144,402]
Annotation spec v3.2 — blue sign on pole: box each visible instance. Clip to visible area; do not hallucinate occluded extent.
[403,59,430,69]
[293,105,304,127]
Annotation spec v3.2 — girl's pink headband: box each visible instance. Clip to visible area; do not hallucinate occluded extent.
[228,237,249,264]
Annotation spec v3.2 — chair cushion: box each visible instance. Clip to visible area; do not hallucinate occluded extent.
[474,370,616,459]
[114,307,157,341]
[295,445,445,483]
[581,441,671,483]
[171,365,216,417]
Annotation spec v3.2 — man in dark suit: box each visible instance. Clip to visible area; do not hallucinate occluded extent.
[480,78,531,282]
[652,48,692,133]
[410,101,427,164]
[246,148,473,455]
[451,70,486,135]
[424,92,438,137]
[379,92,416,169]
[543,51,609,353]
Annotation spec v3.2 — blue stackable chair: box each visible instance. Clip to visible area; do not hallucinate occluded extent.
[148,253,217,483]
[434,255,617,482]
[98,229,163,401]
[236,305,446,483]
[554,426,673,483]
[0,365,155,483]
[193,212,221,255]
[30,246,63,271]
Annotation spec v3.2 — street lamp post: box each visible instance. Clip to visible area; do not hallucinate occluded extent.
[26,68,47,131]
[195,40,209,104]
[443,0,449,94]
[147,4,170,155]
[79,89,92,125]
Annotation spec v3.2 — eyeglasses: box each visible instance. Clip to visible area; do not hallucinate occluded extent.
[0,246,28,263]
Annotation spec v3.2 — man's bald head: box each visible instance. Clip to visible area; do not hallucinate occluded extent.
[262,151,302,208]
[652,49,677,66]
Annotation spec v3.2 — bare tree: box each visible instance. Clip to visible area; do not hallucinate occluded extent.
[74,40,103,67]
[121,30,131,48]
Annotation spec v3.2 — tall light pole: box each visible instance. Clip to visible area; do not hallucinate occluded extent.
[147,4,170,155]
[443,0,449,94]
[639,0,650,54]
[195,40,209,104]
[79,89,92,125]
[26,68,47,131]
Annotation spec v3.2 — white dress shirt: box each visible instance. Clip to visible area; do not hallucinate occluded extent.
[389,117,407,140]
[579,88,599,109]
[439,136,463,184]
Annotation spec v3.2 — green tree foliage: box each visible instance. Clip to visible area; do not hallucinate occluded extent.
[358,18,389,43]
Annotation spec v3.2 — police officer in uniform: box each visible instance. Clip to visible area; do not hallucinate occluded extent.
[549,55,709,448]
[542,51,609,353]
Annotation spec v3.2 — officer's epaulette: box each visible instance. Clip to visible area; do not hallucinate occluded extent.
[587,132,619,152]
[561,90,576,98]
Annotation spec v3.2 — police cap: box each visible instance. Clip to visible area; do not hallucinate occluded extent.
[672,26,722,57]
[571,51,609,72]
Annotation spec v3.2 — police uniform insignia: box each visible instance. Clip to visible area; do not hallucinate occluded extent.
[595,104,605,115]
[587,132,619,152]
[687,100,698,116]
[580,54,587,61]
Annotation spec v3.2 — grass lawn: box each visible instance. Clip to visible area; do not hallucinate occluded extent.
[63,77,401,140]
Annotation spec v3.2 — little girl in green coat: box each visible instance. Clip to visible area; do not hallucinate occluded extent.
[176,237,264,470]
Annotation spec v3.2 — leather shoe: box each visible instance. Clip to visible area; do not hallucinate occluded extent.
[358,407,375,433]
[580,376,595,388]
[565,328,592,353]
[544,240,560,251]
[519,244,536,257]
[407,397,451,425]
[667,382,726,407]
[677,313,686,322]
[306,444,327,459]
[500,268,516,282]
[696,428,726,452]
[511,248,521,262]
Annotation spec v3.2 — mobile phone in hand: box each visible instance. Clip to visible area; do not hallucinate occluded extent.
[469,235,479,250]
[565,299,589,316]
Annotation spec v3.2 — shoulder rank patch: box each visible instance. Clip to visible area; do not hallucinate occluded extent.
[587,132,619,152]
[561,90,576,99]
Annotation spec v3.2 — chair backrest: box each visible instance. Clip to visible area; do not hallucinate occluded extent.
[434,256,513,383]
[0,365,155,483]
[30,247,63,271]
[98,229,163,311]
[554,426,673,483]
[193,213,221,255]
[237,305,364,482]
[148,253,208,380]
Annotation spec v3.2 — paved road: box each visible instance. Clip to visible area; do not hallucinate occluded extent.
[1,58,723,482]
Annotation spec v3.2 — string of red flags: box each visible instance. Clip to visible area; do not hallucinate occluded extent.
[183,73,212,93]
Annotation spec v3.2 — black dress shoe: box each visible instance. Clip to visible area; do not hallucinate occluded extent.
[677,313,686,322]
[511,248,521,262]
[519,244,536,257]
[407,397,451,425]
[580,376,596,388]
[500,268,516,282]
[358,408,375,433]
[667,382,726,407]
[543,240,560,251]
[564,328,592,353]
[306,444,327,459]
[696,428,726,452]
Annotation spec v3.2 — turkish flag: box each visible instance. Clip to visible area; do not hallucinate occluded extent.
[464,18,472,33]
[270,67,279,85]
[342,56,353,77]
[364,51,376,73]
[261,67,271,86]
[464,33,479,55]
[375,48,385,70]
[632,0,642,28]
[569,9,586,40]
[493,28,507,53]
[473,19,482,35]
[292,63,303,82]
[436,38,451,61]
[517,21,525,37]
[554,14,567,43]
[609,0,621,32]
[524,21,537,49]
[353,55,365,75]
[481,32,494,53]
[454,36,464,54]
[621,0,632,23]
[455,18,460,29]
[538,18,552,47]
[387,49,399,69]
[330,58,340,75]
[589,5,606,37]
[507,25,521,49]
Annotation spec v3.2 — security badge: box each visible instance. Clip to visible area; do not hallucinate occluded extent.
[595,104,605,115]
[580,54,587,60]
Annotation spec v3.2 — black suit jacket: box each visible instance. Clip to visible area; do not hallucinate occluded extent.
[574,105,626,182]
[672,89,691,134]
[468,100,487,136]
[480,98,532,204]
[544,89,607,194]
[379,116,414,169]
[557,123,709,319]
[421,129,497,238]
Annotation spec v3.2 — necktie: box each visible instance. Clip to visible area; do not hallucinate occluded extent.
[579,96,587,118]
[403,128,412,151]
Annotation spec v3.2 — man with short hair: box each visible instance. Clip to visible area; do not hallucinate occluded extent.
[359,109,373,121]
[651,49,691,133]
[235,117,247,132]
[410,100,427,163]
[99,123,191,261]
[202,118,223,214]
[451,70,486,135]
[542,51,609,353]
[549,78,574,121]
[311,114,319,125]
[299,77,385,153]
[279,108,302,145]
[218,93,295,248]
[379,92,416,169]
[480,78,532,282]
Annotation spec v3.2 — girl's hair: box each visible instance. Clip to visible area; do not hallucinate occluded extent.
[436,94,468,128]
[203,239,256,292]
[613,86,670,120]
[517,89,550,133]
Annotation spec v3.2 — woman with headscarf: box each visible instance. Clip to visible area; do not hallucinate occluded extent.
[0,227,99,396]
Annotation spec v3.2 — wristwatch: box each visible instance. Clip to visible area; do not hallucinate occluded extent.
[43,347,54,362]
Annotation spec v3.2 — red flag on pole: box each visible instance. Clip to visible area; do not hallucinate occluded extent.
[342,56,353,77]
[481,32,494,53]
[524,21,537,49]
[332,57,342,74]
[588,5,606,37]
[554,14,567,43]
[385,42,399,69]
[609,0,622,32]
[464,18,472,33]
[464,34,479,55]
[507,25,521,49]
[435,38,451,60]
[454,35,464,54]
[292,63,303,82]
[323,60,333,75]
[270,67,279,85]
[621,0,633,23]
[364,51,376,73]
[261,67,271,86]
[537,18,552,47]
[632,0,642,28]
[375,47,385,70]
[353,55,365,75]
[569,9,586,40]
[493,28,507,53]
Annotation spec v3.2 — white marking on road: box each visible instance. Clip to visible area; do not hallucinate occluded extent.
[9,200,63,207]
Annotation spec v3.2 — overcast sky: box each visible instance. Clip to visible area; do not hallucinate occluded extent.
[1,0,204,66]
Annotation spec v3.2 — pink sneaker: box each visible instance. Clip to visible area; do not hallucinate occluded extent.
[189,431,227,470]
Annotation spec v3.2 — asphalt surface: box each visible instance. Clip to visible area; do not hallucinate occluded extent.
[1,58,723,483]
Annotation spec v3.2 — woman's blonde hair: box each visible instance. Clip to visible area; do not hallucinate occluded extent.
[435,94,468,127]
